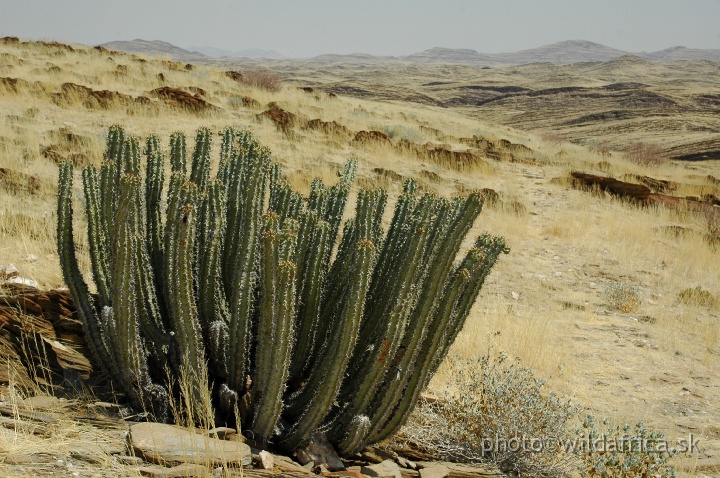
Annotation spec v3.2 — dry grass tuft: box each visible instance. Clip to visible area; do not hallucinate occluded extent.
[677,286,718,308]
[0,168,46,195]
[705,208,720,247]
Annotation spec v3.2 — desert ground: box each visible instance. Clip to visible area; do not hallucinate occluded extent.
[1,37,719,477]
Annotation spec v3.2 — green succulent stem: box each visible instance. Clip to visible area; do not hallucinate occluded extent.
[280,189,378,450]
[252,213,298,442]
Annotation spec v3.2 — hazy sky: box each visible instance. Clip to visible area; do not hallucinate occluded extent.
[2,0,719,58]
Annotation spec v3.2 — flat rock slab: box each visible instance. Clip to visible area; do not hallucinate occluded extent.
[419,464,449,478]
[396,457,417,470]
[361,447,396,464]
[116,455,144,465]
[416,462,505,478]
[20,394,64,410]
[323,470,369,478]
[2,453,34,465]
[273,457,314,474]
[70,451,105,464]
[362,459,403,478]
[207,427,237,440]
[0,404,57,423]
[400,469,420,478]
[1,453,56,465]
[139,463,208,477]
[69,442,119,464]
[130,422,251,467]
[92,401,123,410]
[243,471,314,478]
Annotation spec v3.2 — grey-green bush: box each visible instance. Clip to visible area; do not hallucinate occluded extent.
[577,416,676,478]
[387,354,676,477]
[389,353,578,477]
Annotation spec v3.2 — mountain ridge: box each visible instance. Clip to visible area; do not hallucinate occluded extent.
[98,38,720,65]
[99,39,206,61]
[404,40,720,65]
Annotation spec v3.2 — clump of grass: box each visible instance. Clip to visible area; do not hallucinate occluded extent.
[604,282,641,313]
[238,70,282,92]
[677,286,718,308]
[704,209,720,249]
[390,353,578,477]
[504,199,528,217]
[576,415,676,477]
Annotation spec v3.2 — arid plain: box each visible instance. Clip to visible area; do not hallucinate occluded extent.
[1,37,720,476]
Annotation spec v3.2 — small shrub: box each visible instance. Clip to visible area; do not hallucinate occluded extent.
[677,286,718,308]
[604,282,641,313]
[625,142,665,167]
[390,353,578,477]
[238,70,281,92]
[576,415,676,477]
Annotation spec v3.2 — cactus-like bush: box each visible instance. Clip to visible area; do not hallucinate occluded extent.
[57,125,508,453]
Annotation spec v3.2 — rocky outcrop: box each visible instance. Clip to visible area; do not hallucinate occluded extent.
[570,171,720,215]
[150,87,216,112]
[306,119,352,137]
[53,82,136,109]
[353,130,391,143]
[0,284,91,388]
[569,171,653,203]
[260,103,300,133]
[129,422,251,467]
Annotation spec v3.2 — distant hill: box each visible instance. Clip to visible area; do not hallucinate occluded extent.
[405,40,628,65]
[189,46,283,59]
[403,40,720,65]
[643,45,720,61]
[403,47,495,65]
[307,52,400,65]
[98,39,206,61]
[99,39,720,66]
[493,40,629,64]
